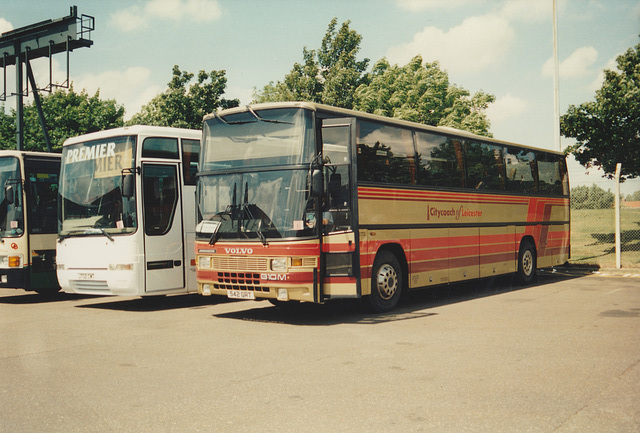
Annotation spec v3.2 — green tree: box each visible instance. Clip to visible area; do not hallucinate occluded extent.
[626,190,640,201]
[354,56,495,136]
[254,19,494,136]
[0,106,13,148]
[571,184,615,209]
[128,65,239,129]
[561,35,640,180]
[0,87,124,152]
[253,18,370,108]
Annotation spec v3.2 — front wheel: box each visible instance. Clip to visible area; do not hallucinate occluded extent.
[516,240,537,284]
[366,251,403,313]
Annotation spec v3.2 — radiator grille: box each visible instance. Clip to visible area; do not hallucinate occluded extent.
[211,256,269,271]
[219,272,260,285]
[70,280,110,293]
[213,272,269,292]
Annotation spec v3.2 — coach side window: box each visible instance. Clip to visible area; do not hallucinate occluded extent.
[537,153,565,196]
[181,139,200,186]
[505,147,537,194]
[465,142,506,191]
[415,131,465,189]
[357,121,415,185]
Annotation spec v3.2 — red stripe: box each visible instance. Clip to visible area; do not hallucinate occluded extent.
[323,242,356,253]
[479,252,517,265]
[323,276,357,284]
[410,258,450,273]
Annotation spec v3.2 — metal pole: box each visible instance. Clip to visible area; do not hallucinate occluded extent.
[614,163,622,269]
[26,60,52,152]
[552,0,561,152]
[15,42,23,151]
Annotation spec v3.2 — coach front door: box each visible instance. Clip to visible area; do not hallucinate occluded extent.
[320,118,359,299]
[142,163,185,292]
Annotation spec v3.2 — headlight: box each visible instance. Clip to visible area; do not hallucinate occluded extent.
[198,256,211,269]
[270,258,287,272]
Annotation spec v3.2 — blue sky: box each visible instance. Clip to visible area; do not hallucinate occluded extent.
[2,0,639,193]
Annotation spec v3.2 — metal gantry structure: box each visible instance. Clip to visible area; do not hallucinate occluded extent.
[0,6,94,151]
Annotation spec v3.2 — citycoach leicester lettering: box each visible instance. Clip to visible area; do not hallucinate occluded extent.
[224,247,254,254]
[427,204,483,221]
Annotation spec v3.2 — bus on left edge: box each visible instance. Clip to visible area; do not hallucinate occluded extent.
[0,150,61,294]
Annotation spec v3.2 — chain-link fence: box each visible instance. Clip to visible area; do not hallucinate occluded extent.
[570,197,640,269]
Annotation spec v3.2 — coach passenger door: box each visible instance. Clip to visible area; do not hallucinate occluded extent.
[142,163,185,292]
[320,118,359,299]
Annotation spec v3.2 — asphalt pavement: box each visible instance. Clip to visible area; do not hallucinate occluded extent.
[0,269,638,432]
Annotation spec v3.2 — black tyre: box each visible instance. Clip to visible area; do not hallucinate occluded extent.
[34,287,61,295]
[367,251,403,313]
[268,299,299,308]
[516,240,537,284]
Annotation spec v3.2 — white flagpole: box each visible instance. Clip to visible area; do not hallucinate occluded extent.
[553,0,561,151]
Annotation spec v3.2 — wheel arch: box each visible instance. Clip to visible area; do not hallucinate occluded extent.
[519,235,537,255]
[374,243,409,290]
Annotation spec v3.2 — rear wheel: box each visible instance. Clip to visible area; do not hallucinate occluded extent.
[367,251,403,313]
[516,240,536,284]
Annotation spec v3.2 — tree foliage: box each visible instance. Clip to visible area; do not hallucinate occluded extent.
[561,35,640,180]
[0,87,124,152]
[626,190,640,201]
[571,184,614,209]
[128,65,239,129]
[253,18,494,136]
[253,18,370,109]
[354,56,495,136]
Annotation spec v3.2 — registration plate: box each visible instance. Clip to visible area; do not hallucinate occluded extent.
[78,273,94,280]
[227,290,255,300]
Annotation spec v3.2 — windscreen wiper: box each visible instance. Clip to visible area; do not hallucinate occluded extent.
[246,106,293,125]
[58,227,113,243]
[255,227,268,246]
[208,223,221,246]
[215,112,256,125]
[93,228,114,242]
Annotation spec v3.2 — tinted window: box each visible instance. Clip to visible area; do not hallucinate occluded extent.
[357,121,415,184]
[26,159,59,234]
[182,138,200,185]
[143,165,178,236]
[505,147,537,193]
[537,152,566,196]
[465,141,506,191]
[415,132,465,188]
[142,137,179,159]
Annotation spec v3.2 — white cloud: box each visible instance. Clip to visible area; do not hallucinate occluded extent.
[486,93,528,122]
[396,0,555,20]
[542,46,598,78]
[386,14,515,75]
[395,0,475,11]
[109,7,147,32]
[110,0,222,32]
[74,67,163,120]
[0,17,13,34]
[499,0,552,22]
[587,55,619,93]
